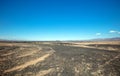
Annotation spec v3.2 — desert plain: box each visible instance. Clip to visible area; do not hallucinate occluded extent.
[0,40,120,76]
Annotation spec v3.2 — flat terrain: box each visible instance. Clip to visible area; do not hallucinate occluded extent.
[0,41,120,76]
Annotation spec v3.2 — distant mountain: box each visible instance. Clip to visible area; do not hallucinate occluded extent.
[91,37,120,41]
[0,37,120,42]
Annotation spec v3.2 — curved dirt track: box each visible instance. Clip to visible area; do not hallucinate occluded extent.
[0,43,120,76]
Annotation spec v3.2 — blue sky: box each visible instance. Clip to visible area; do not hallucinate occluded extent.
[0,0,120,40]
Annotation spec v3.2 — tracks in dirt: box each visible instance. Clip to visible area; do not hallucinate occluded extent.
[0,45,55,76]
[50,45,120,76]
[4,53,52,73]
[0,44,120,76]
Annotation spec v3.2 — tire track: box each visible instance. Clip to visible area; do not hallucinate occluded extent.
[4,53,53,73]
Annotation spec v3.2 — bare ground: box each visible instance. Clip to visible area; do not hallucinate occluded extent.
[0,42,120,76]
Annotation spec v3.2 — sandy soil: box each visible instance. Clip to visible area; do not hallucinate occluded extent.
[0,42,120,76]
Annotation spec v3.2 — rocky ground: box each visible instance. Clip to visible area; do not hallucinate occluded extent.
[0,42,120,76]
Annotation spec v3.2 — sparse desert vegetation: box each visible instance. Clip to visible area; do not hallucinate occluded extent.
[0,41,120,76]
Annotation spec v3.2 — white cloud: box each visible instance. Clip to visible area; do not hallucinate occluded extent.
[96,33,101,36]
[109,30,117,33]
[109,30,120,35]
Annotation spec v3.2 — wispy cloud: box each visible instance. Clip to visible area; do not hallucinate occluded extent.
[0,36,22,40]
[96,33,101,36]
[109,30,117,33]
[109,30,120,34]
[118,32,120,34]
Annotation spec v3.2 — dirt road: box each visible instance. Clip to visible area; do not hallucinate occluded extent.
[0,43,120,76]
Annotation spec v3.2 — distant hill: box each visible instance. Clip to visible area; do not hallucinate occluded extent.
[91,37,120,41]
[0,37,120,42]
